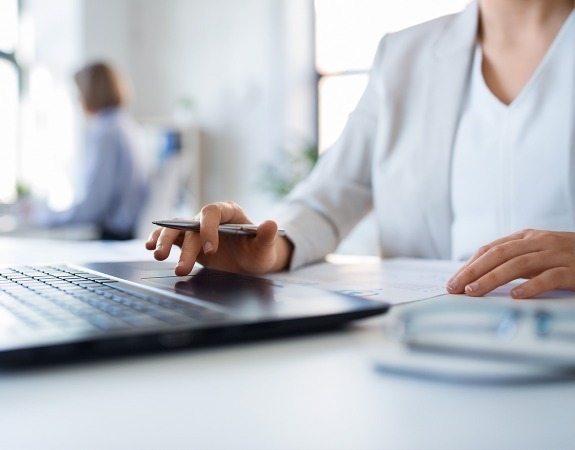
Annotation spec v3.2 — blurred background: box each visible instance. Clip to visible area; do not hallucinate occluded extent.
[0,0,469,247]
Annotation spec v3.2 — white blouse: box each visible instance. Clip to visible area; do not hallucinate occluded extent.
[450,11,575,261]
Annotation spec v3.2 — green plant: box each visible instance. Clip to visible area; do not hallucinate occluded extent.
[15,181,31,198]
[259,142,318,198]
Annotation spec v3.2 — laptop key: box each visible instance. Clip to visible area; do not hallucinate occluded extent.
[0,265,230,334]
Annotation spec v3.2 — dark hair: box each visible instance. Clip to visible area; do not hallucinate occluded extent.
[74,62,127,113]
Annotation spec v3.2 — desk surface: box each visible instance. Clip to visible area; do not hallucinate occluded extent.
[0,237,574,450]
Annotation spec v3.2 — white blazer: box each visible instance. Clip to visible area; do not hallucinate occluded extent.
[273,1,575,269]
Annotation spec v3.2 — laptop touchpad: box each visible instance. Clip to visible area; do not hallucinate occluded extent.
[144,269,279,310]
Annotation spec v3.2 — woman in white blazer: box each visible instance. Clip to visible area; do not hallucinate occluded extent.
[148,0,575,299]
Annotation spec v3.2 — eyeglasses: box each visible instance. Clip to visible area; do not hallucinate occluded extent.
[377,301,575,384]
[402,301,573,337]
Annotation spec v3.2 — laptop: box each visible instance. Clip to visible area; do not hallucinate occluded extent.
[0,260,389,365]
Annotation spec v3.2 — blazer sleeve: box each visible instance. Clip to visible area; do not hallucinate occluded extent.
[271,38,387,269]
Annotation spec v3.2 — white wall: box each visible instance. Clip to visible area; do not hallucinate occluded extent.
[82,0,316,222]
[82,0,133,79]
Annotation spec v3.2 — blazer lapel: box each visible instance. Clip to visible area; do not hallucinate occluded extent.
[419,1,479,258]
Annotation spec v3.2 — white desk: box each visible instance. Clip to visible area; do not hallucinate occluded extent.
[0,237,574,450]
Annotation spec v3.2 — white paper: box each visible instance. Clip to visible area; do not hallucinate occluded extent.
[265,256,463,304]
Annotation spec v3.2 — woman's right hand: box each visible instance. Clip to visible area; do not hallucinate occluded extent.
[145,201,293,276]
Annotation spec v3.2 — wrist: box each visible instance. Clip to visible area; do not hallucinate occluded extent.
[271,236,294,272]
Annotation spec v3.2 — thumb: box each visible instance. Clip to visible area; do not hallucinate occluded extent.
[253,220,278,252]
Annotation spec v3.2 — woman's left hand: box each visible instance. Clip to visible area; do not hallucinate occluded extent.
[446,229,575,299]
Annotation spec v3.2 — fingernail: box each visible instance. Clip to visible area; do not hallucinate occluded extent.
[156,244,163,251]
[465,282,479,293]
[447,279,459,291]
[512,287,524,298]
[203,241,214,254]
[177,261,184,267]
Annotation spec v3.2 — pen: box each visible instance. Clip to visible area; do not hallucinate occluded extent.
[152,219,287,237]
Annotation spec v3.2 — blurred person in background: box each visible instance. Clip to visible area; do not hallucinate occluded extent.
[37,62,150,240]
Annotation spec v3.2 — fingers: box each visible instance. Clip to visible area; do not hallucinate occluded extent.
[206,219,280,274]
[145,225,206,275]
[511,267,575,299]
[447,230,575,298]
[239,220,280,271]
[149,227,184,261]
[199,201,250,254]
[145,228,161,250]
[175,231,203,276]
[450,230,527,280]
[253,220,278,250]
[144,201,261,276]
[454,251,564,297]
[447,236,543,294]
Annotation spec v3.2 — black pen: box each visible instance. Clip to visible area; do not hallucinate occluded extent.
[152,219,286,237]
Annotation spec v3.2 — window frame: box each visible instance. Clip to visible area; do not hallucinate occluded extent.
[312,0,470,153]
[312,3,371,153]
[0,0,23,202]
[0,0,23,92]
[0,49,22,92]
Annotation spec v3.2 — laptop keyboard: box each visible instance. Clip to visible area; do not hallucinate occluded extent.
[0,265,228,334]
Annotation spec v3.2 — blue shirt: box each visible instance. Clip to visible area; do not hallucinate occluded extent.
[41,108,150,238]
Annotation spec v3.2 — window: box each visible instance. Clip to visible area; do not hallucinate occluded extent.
[0,0,20,202]
[314,0,470,153]
[0,0,81,214]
